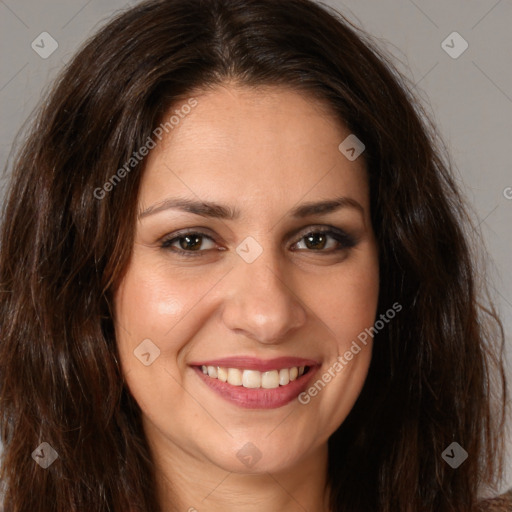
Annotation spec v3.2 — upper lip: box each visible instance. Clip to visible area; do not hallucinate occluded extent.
[189,356,320,372]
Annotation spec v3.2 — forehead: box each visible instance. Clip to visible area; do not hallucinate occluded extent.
[139,84,369,217]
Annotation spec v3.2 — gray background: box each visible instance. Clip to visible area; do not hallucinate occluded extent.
[0,0,511,495]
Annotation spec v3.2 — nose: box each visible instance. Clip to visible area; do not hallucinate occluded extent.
[221,247,307,344]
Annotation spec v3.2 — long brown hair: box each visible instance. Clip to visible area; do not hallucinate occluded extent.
[0,0,507,510]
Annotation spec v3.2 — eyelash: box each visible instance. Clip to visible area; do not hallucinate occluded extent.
[160,227,358,257]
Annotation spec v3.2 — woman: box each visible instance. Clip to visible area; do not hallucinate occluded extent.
[0,0,509,510]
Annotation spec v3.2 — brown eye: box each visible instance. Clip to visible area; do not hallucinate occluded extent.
[161,231,216,255]
[178,234,203,251]
[303,232,329,250]
[293,228,357,252]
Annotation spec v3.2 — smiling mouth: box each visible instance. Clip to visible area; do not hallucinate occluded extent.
[198,365,311,389]
[192,362,319,409]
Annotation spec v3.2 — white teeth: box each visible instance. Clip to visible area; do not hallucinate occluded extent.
[261,370,279,389]
[201,365,308,388]
[227,368,243,386]
[279,368,290,386]
[217,366,228,382]
[242,370,261,388]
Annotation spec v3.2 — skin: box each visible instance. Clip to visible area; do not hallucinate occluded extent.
[114,83,379,512]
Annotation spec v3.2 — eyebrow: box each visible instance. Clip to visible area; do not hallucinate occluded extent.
[137,196,364,220]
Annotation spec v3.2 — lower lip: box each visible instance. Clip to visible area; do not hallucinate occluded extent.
[193,366,319,409]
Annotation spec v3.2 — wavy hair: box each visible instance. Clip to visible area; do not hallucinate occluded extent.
[0,0,507,510]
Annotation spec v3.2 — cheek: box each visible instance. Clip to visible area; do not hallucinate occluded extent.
[113,256,190,367]
[113,251,228,374]
[308,250,379,349]
[302,253,378,427]
[112,261,196,421]
[115,271,174,334]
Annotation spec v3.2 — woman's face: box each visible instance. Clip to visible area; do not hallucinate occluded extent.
[114,84,379,475]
